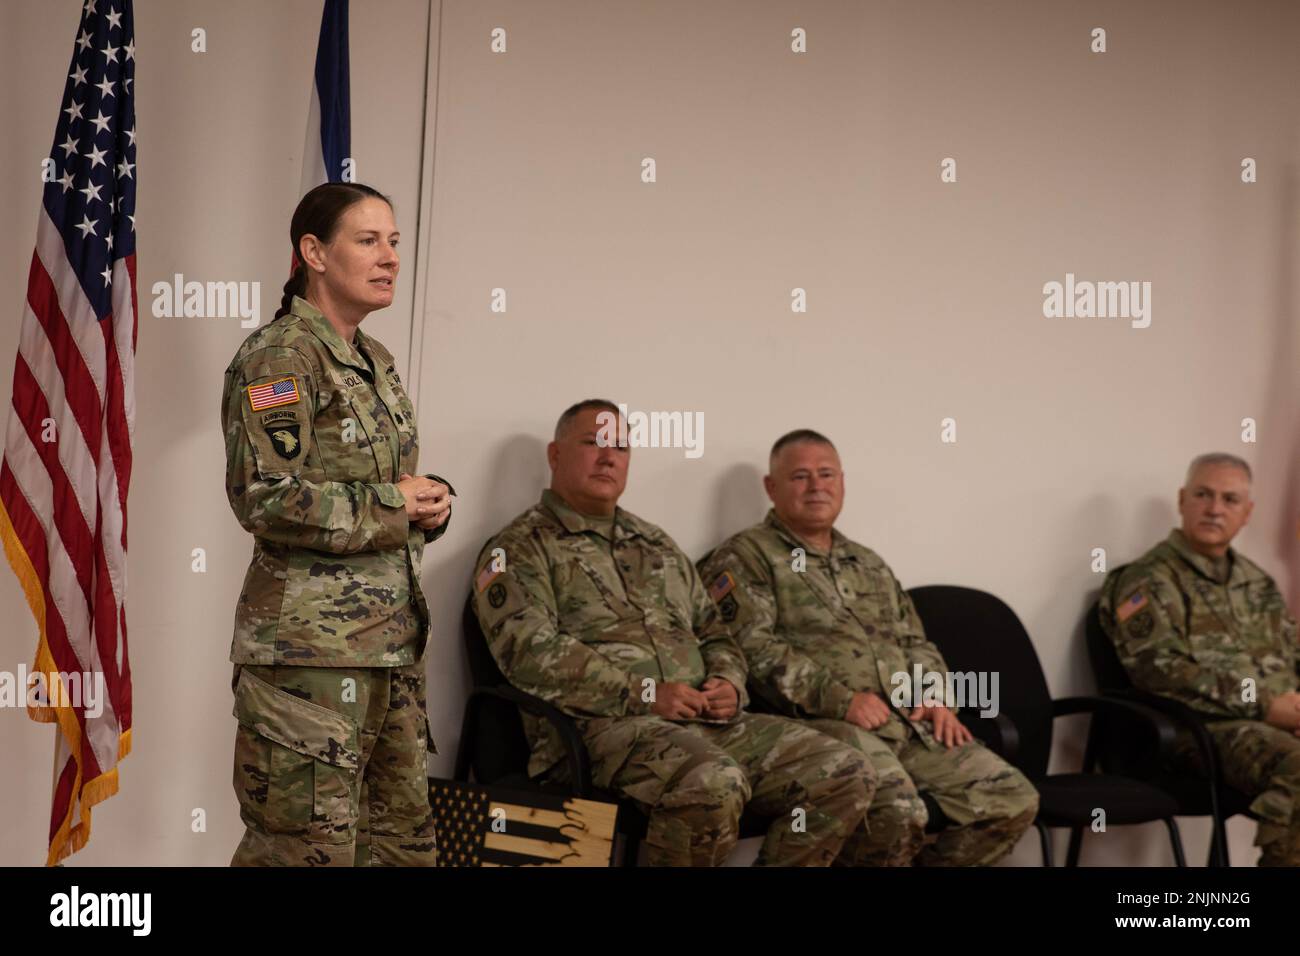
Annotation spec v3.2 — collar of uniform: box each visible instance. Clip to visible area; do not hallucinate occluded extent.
[290,296,370,374]
[1165,528,1236,584]
[763,509,851,558]
[540,488,628,541]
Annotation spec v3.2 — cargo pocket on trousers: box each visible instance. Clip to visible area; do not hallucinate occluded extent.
[232,668,361,844]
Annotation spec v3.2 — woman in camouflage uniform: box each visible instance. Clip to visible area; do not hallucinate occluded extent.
[221,183,453,866]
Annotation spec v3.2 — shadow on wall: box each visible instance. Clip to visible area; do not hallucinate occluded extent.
[706,462,767,553]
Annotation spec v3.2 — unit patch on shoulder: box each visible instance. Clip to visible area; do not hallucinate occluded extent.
[264,423,302,460]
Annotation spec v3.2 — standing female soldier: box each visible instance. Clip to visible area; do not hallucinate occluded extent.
[221,183,453,866]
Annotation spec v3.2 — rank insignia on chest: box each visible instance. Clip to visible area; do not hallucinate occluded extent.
[1117,590,1149,622]
[709,570,736,602]
[247,376,300,411]
[264,423,302,460]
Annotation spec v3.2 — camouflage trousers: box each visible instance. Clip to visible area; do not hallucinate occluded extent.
[554,713,873,866]
[229,662,437,867]
[1172,719,1300,866]
[808,717,1039,866]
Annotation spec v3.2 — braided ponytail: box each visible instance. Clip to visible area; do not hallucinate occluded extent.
[275,263,308,320]
[272,181,393,322]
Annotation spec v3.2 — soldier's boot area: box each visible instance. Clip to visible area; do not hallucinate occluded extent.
[230,663,435,867]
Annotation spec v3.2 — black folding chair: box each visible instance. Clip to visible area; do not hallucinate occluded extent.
[909,585,1187,866]
[454,595,772,865]
[1085,587,1256,867]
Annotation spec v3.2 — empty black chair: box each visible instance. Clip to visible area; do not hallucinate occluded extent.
[908,585,1187,866]
[1085,589,1256,867]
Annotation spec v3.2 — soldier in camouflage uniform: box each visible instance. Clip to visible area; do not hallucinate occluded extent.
[223,183,454,866]
[1099,452,1300,866]
[698,429,1039,866]
[472,401,874,866]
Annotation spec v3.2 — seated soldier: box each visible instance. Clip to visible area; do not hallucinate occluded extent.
[699,429,1039,866]
[472,401,874,866]
[1099,452,1300,867]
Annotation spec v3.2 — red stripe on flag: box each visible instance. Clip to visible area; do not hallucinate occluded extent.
[49,753,78,845]
[0,464,103,783]
[25,252,105,467]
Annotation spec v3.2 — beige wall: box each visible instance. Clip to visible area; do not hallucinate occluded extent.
[2,0,1297,866]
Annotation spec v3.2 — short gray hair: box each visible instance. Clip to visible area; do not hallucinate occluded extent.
[1185,452,1252,488]
[554,398,620,440]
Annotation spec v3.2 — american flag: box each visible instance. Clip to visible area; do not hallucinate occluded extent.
[0,0,137,865]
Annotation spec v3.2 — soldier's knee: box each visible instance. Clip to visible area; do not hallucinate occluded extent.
[663,756,750,822]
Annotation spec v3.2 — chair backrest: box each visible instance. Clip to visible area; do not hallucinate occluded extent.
[1083,581,1158,777]
[1084,568,1134,693]
[907,585,1054,779]
[461,595,534,784]
[462,594,510,687]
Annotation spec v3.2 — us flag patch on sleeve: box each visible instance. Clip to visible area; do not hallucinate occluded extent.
[709,570,736,602]
[247,376,300,411]
[1117,590,1149,622]
[476,563,502,594]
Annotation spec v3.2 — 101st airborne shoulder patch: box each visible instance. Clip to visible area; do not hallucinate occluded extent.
[246,375,300,411]
[264,422,302,460]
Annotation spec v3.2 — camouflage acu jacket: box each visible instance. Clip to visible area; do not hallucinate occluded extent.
[1099,528,1299,719]
[222,295,451,667]
[472,489,750,778]
[698,510,949,748]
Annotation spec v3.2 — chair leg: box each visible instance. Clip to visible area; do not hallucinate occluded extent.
[1065,825,1085,867]
[1163,818,1186,867]
[621,832,640,867]
[1036,821,1054,867]
[1209,815,1231,867]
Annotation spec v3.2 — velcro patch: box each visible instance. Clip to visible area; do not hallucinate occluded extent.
[247,376,300,411]
[709,570,736,603]
[1117,590,1149,622]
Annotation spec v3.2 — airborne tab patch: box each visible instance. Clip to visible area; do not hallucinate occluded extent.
[247,376,300,411]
